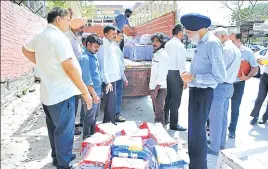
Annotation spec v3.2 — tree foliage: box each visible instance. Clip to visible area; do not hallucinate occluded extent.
[46,1,95,19]
[221,1,268,25]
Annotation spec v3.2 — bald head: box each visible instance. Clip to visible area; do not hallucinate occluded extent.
[213,27,229,44]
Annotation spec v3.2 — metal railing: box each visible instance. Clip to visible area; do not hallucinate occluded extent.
[129,1,178,27]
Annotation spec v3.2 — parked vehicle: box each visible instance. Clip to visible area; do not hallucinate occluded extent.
[254,48,268,77]
[185,43,197,61]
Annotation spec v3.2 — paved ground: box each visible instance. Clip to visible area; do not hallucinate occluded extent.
[1,68,268,169]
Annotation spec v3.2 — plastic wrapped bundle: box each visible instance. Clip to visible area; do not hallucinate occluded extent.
[153,146,188,169]
[96,123,123,136]
[127,128,150,141]
[129,45,153,61]
[141,123,178,151]
[111,157,149,169]
[81,133,114,157]
[140,34,152,45]
[116,121,138,136]
[123,45,134,59]
[113,136,143,152]
[79,146,111,169]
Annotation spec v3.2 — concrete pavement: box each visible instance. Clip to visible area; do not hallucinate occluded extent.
[1,75,268,169]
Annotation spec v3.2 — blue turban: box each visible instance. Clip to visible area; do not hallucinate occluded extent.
[180,13,211,31]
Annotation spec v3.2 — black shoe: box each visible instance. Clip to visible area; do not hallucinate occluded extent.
[228,130,235,138]
[170,125,187,131]
[75,128,81,135]
[259,118,267,124]
[250,117,258,125]
[165,119,170,125]
[115,115,126,122]
[75,123,83,127]
[52,154,76,166]
[220,146,225,150]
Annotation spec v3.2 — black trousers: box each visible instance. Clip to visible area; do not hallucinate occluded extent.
[188,87,214,169]
[250,73,268,120]
[164,70,183,127]
[102,82,117,124]
[119,36,124,52]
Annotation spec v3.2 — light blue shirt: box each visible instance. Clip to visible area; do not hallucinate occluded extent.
[235,45,258,82]
[189,32,227,89]
[115,14,129,31]
[222,40,241,83]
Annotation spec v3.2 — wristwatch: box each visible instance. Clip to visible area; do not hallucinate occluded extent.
[192,74,196,81]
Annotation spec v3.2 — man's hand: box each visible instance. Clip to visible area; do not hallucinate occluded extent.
[257,58,264,65]
[105,83,113,94]
[151,89,158,100]
[81,93,92,110]
[124,80,129,87]
[181,72,194,83]
[183,81,188,89]
[238,72,249,81]
[93,95,101,104]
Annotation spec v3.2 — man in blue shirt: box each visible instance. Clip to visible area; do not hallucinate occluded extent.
[228,33,258,138]
[180,13,227,169]
[114,9,135,51]
[208,28,241,155]
[79,34,103,139]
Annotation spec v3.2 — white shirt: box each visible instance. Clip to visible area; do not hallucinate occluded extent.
[112,41,127,81]
[149,48,169,90]
[222,40,241,83]
[97,37,121,84]
[66,30,82,58]
[24,24,82,106]
[164,37,186,72]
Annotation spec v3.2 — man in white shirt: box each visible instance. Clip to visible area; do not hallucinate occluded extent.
[97,25,122,124]
[113,29,129,122]
[66,18,87,135]
[250,51,268,125]
[208,28,241,155]
[22,7,92,169]
[164,24,187,131]
[149,33,169,125]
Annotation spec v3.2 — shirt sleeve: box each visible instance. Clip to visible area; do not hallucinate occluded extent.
[195,41,227,84]
[79,56,93,86]
[156,53,169,86]
[178,45,186,73]
[53,38,74,62]
[97,44,111,84]
[248,50,258,68]
[24,35,37,52]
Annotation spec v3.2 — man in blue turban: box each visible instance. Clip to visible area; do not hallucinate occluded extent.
[180,13,227,169]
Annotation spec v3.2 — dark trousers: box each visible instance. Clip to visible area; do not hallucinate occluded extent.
[102,82,117,124]
[228,81,245,132]
[164,70,183,127]
[250,73,268,120]
[152,89,167,125]
[82,98,101,140]
[188,87,214,169]
[116,79,124,115]
[119,36,124,52]
[42,96,75,169]
[75,95,85,124]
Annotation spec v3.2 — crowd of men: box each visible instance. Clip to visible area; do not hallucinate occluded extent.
[21,6,267,169]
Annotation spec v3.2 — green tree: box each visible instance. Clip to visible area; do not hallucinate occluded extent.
[221,1,268,25]
[46,1,67,12]
[79,1,96,19]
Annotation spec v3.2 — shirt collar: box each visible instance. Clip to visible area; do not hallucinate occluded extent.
[84,48,95,57]
[112,41,120,47]
[199,31,209,44]
[68,30,80,41]
[172,36,182,43]
[223,40,230,46]
[47,23,63,32]
[239,44,245,51]
[103,37,112,44]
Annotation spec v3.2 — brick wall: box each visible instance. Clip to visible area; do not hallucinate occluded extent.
[1,1,46,107]
[84,11,175,37]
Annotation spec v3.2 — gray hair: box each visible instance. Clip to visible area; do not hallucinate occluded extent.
[213,27,229,36]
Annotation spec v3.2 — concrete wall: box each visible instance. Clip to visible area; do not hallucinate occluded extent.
[1,1,46,107]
